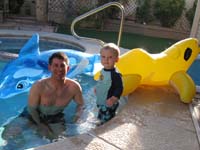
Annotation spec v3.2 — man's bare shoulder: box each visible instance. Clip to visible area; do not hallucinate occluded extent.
[66,78,81,90]
[32,78,49,89]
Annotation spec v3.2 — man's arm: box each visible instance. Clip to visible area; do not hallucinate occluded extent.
[28,81,42,125]
[73,83,84,121]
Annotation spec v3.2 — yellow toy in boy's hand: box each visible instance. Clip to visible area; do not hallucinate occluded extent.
[94,38,200,103]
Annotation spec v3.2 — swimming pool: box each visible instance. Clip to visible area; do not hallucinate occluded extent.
[0,36,101,149]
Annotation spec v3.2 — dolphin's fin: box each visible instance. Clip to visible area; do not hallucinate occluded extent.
[19,33,40,57]
[169,71,196,103]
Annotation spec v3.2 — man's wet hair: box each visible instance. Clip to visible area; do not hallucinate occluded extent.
[49,52,69,65]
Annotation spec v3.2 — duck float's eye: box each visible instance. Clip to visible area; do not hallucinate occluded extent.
[184,48,192,61]
[16,80,29,90]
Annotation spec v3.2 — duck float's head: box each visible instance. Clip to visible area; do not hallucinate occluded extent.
[163,38,200,70]
[165,38,200,103]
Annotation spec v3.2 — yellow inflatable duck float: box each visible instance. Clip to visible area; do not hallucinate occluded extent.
[94,38,200,103]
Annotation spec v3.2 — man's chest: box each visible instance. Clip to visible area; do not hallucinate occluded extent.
[41,89,73,106]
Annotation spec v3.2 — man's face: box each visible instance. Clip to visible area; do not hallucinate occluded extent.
[48,58,69,80]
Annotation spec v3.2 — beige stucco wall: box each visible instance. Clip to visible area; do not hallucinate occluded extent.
[35,0,48,22]
[33,0,200,40]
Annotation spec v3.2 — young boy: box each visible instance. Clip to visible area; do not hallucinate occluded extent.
[95,43,123,124]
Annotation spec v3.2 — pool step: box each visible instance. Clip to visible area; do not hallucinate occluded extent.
[0,22,56,32]
[5,16,38,25]
[17,24,56,32]
[0,16,56,32]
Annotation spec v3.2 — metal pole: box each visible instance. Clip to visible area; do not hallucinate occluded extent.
[71,2,125,47]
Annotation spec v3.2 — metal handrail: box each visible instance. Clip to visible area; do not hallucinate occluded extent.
[70,2,125,47]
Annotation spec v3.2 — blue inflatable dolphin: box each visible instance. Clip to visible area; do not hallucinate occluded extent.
[0,34,100,99]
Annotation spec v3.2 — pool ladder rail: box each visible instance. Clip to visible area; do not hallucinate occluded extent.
[71,2,125,47]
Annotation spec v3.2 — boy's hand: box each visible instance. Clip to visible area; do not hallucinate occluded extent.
[106,96,118,107]
[94,88,96,94]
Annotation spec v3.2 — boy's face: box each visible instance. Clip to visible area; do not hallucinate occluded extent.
[100,49,119,69]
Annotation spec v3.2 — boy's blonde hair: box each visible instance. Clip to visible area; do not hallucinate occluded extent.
[100,43,120,57]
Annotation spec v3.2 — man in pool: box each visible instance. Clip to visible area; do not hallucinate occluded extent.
[26,52,84,139]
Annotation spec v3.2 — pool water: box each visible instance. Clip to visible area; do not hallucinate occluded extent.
[0,62,7,71]
[0,38,84,54]
[188,59,200,86]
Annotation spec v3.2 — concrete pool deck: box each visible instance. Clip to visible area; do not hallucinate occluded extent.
[30,86,199,150]
[0,29,199,150]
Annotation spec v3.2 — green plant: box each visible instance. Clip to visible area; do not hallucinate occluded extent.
[153,0,185,27]
[94,0,130,29]
[9,0,24,14]
[186,0,197,27]
[136,0,153,23]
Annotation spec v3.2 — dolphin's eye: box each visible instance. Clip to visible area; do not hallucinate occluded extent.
[37,60,48,68]
[184,48,192,61]
[17,83,23,89]
[16,80,29,90]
